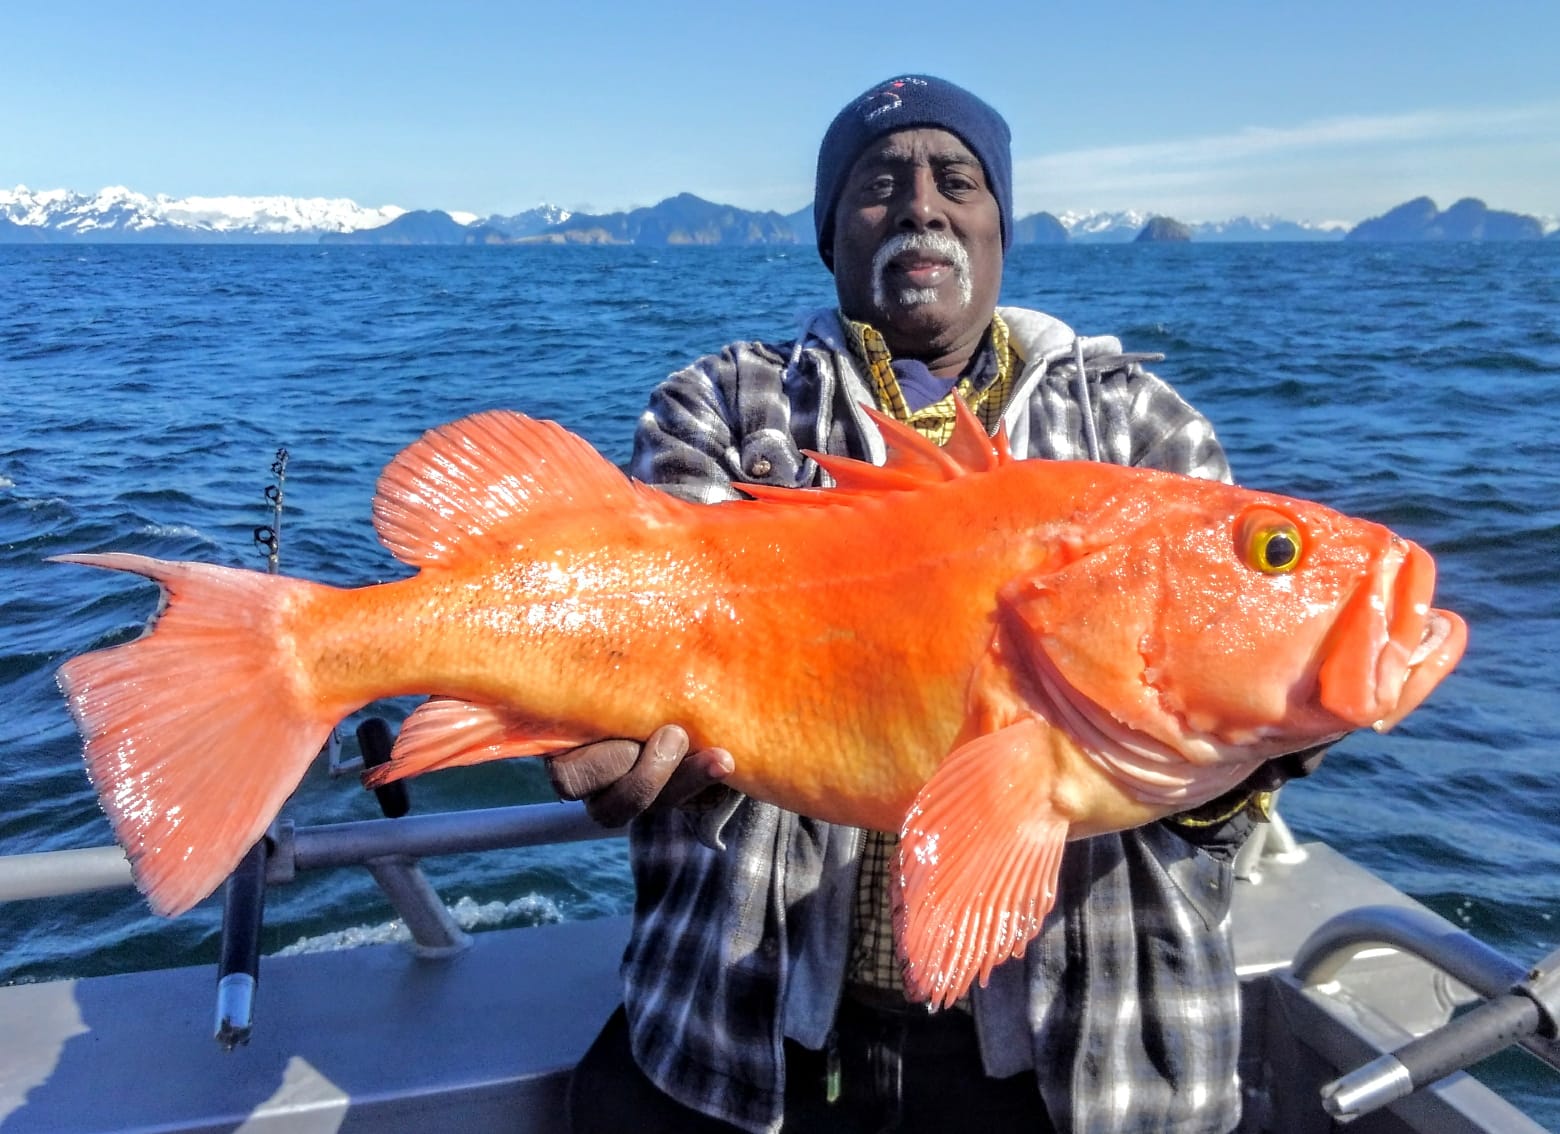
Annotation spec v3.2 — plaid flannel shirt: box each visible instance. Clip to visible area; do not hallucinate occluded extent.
[619,307,1244,1134]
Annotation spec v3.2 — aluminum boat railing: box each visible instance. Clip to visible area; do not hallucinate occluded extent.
[1292,905,1560,1123]
[3,786,1555,1127]
[0,801,620,913]
[0,802,619,909]
[0,797,624,1046]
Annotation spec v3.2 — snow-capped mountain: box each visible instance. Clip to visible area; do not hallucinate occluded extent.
[1052,209,1346,243]
[3,184,1539,244]
[1054,209,1154,242]
[0,185,412,241]
[480,204,573,238]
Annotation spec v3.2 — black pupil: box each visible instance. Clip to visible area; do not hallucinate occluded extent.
[1265,532,1297,568]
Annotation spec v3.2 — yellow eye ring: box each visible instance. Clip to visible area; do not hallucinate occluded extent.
[1238,512,1303,574]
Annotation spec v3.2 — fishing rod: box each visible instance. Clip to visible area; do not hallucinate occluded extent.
[214,447,421,1047]
[252,448,287,576]
[214,447,291,1049]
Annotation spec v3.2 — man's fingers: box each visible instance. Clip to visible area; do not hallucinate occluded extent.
[584,725,691,828]
[544,726,735,826]
[658,746,735,809]
[547,739,642,801]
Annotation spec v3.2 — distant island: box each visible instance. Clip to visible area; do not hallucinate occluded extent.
[1,184,1554,245]
[1344,197,1547,242]
[1135,217,1192,243]
[314,195,1556,248]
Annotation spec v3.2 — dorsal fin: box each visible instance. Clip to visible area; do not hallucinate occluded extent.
[800,454,931,495]
[372,410,686,568]
[736,482,843,507]
[750,400,1014,500]
[862,400,1010,483]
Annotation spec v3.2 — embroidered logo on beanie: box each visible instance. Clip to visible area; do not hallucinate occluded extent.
[856,76,929,123]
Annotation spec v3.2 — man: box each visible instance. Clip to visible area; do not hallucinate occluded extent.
[552,75,1275,1134]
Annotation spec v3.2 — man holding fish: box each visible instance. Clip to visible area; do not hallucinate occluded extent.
[555,75,1322,1134]
[53,74,1462,1134]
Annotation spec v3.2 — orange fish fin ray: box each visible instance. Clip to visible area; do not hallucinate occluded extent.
[859,406,968,481]
[799,451,929,495]
[372,410,690,568]
[365,696,592,786]
[894,717,1068,1009]
[752,400,1011,499]
[859,401,1008,482]
[991,419,1014,464]
[735,482,842,507]
[942,397,1008,473]
[51,553,339,917]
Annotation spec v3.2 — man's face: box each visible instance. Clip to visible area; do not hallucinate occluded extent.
[830,127,1003,374]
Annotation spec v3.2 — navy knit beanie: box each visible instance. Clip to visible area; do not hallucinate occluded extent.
[813,74,1013,269]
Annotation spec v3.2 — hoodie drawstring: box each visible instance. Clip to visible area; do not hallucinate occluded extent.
[1073,336,1102,463]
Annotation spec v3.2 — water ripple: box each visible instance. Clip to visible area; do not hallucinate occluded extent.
[2,240,1556,1121]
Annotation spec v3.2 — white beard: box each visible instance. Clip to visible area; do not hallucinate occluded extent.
[870,231,974,313]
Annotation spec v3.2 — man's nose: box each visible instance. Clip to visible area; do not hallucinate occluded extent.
[894,167,947,231]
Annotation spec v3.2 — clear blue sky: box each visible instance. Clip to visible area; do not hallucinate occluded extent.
[3,0,1556,224]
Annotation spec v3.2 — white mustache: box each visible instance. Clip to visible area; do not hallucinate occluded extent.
[871,231,973,310]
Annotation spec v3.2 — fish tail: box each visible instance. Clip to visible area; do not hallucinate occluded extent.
[52,552,340,917]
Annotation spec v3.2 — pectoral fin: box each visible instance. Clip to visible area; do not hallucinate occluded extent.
[893,717,1068,1009]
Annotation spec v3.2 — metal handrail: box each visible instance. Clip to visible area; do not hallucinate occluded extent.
[2,801,626,1048]
[1293,904,1560,1122]
[1293,904,1527,997]
[0,802,623,905]
[0,845,136,901]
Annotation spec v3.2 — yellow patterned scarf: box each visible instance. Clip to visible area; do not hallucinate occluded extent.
[841,310,1019,445]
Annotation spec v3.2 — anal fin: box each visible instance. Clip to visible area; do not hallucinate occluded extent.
[364,697,592,787]
[894,717,1068,1009]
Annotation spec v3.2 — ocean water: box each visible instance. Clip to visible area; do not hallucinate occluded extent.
[1,241,1556,1125]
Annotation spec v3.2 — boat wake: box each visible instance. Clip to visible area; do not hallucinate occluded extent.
[274,893,563,956]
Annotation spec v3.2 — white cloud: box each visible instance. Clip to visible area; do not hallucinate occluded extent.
[1016,103,1560,223]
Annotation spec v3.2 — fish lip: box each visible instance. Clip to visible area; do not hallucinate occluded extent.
[1372,606,1467,731]
[1407,610,1453,667]
[1357,539,1466,731]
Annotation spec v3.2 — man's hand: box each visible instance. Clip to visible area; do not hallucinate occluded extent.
[545,724,734,827]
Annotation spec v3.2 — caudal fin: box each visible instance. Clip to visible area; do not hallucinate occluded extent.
[53,552,338,916]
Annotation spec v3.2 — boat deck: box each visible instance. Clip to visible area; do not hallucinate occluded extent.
[1,914,629,1133]
[0,840,1551,1133]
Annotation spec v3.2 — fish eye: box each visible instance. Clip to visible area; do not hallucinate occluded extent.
[1237,511,1303,574]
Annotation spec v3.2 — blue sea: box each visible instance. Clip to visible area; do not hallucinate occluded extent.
[2,242,1557,1125]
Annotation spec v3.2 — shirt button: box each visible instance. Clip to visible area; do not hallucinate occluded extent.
[748,456,773,478]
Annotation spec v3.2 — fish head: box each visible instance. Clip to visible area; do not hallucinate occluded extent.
[1005,482,1467,766]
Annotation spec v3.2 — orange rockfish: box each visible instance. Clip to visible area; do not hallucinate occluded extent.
[54,405,1466,1007]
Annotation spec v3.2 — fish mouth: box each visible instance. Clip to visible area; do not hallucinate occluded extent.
[1319,538,1467,732]
[1371,606,1466,731]
[1407,610,1456,668]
